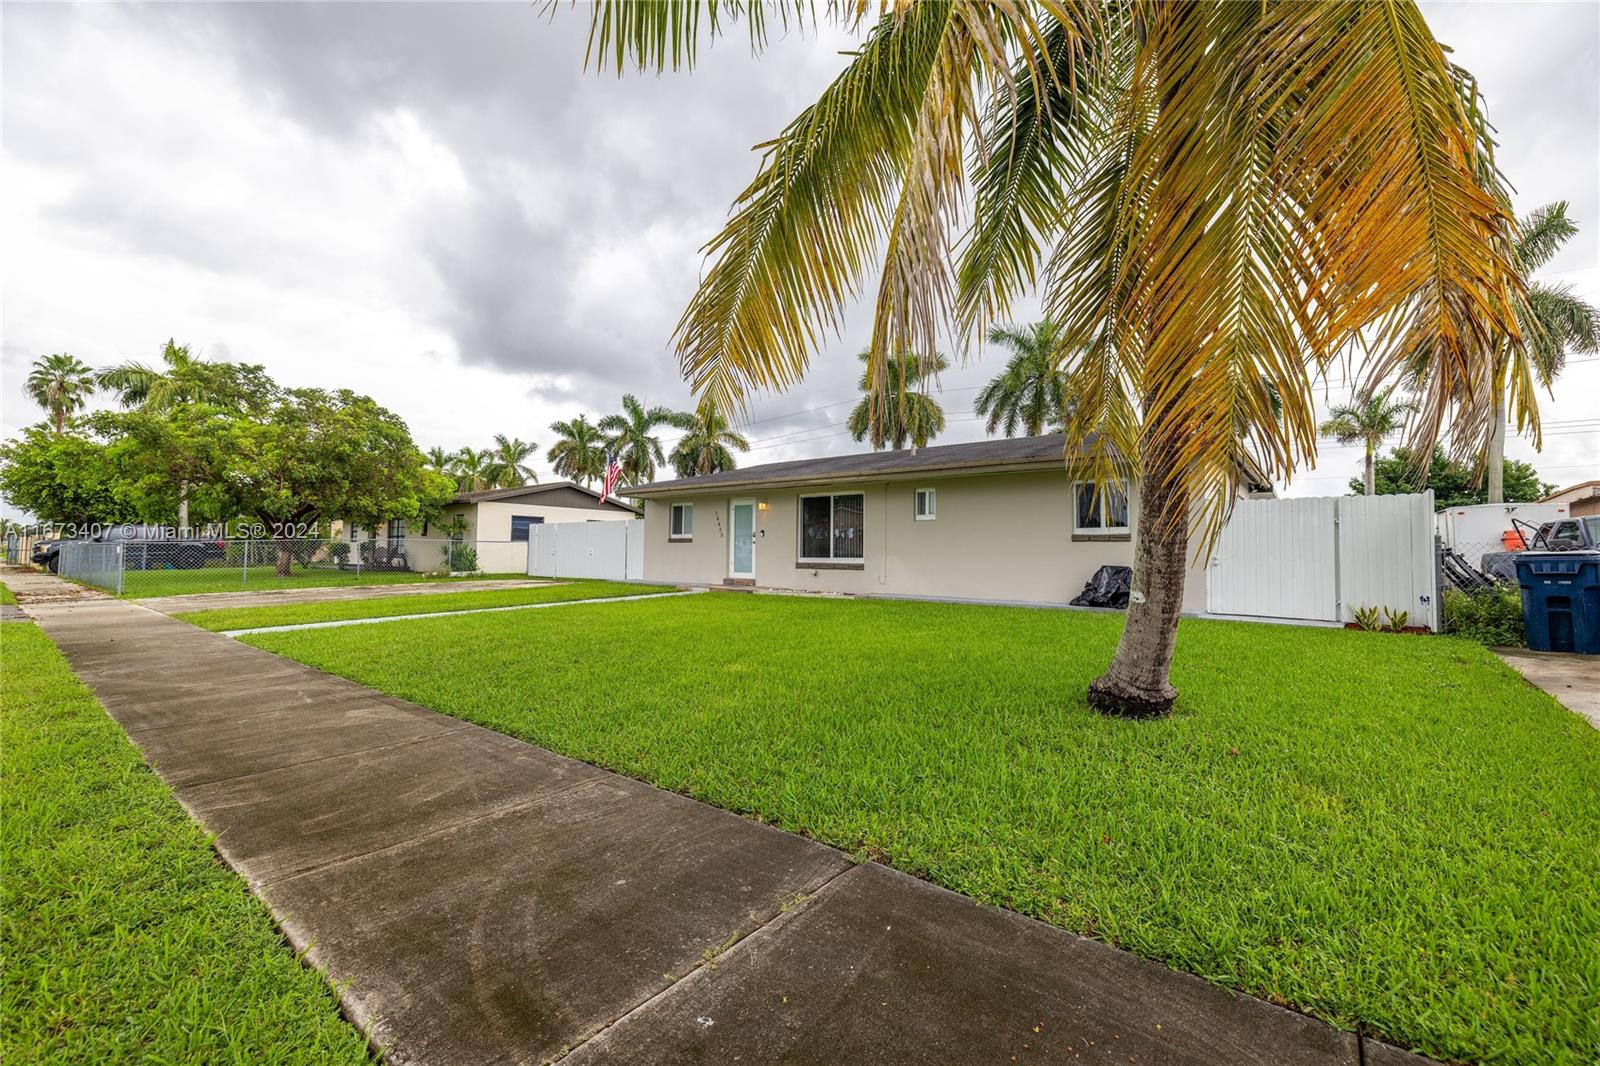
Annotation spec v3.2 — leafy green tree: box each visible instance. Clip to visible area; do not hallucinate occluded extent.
[1319,390,1416,496]
[1357,446,1553,508]
[599,395,686,485]
[847,350,949,450]
[547,415,606,486]
[975,320,1068,437]
[669,399,750,478]
[581,1,1522,717]
[25,354,97,435]
[0,425,135,526]
[488,435,539,487]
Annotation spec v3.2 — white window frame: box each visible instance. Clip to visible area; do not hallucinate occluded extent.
[914,487,937,521]
[669,502,694,541]
[1072,479,1131,535]
[797,492,866,564]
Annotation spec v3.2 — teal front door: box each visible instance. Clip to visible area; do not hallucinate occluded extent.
[730,500,755,579]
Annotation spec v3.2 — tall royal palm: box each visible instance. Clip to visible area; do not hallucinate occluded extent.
[547,415,607,487]
[669,399,750,478]
[26,353,96,434]
[98,340,217,411]
[1320,391,1417,497]
[451,447,496,493]
[975,319,1069,437]
[599,394,684,485]
[489,434,539,488]
[1485,202,1598,502]
[846,349,949,450]
[586,1,1524,716]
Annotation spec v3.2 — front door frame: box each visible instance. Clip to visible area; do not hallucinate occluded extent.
[729,498,756,579]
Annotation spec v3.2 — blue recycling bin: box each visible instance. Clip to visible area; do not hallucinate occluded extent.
[1515,552,1600,654]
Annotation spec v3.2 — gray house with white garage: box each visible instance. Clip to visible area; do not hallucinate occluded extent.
[621,434,1275,610]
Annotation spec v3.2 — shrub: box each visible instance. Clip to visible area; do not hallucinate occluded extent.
[1443,586,1525,646]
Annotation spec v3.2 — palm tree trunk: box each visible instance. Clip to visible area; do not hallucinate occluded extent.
[1486,401,1506,504]
[177,481,189,532]
[1087,456,1188,719]
[1363,443,1375,497]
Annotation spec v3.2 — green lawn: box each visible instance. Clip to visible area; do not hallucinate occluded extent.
[114,568,531,599]
[174,580,670,631]
[0,621,373,1064]
[0,580,15,605]
[245,593,1600,1065]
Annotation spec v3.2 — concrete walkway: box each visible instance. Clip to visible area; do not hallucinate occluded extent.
[137,577,554,615]
[5,568,1433,1066]
[1494,647,1600,729]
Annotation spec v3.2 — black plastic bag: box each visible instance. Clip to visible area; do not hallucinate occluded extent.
[1069,565,1131,608]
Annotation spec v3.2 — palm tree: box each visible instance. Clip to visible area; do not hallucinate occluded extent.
[599,394,686,484]
[669,399,750,478]
[488,434,539,487]
[451,447,496,493]
[975,320,1069,437]
[547,415,607,487]
[1320,391,1417,496]
[425,446,453,471]
[846,350,949,450]
[585,2,1523,717]
[26,353,96,434]
[1485,202,1599,502]
[98,339,211,411]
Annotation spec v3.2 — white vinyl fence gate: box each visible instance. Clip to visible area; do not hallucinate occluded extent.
[526,520,645,582]
[1206,492,1438,630]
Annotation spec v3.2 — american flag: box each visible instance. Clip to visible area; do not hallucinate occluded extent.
[600,452,623,504]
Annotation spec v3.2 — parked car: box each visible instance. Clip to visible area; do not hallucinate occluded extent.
[31,538,63,572]
[1481,517,1600,582]
[100,525,228,570]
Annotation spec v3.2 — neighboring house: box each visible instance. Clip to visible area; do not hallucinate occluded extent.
[622,434,1274,609]
[335,482,638,573]
[1543,480,1600,519]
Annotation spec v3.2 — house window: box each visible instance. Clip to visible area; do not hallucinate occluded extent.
[1073,480,1130,534]
[386,519,407,547]
[915,488,936,521]
[799,493,865,562]
[510,515,544,542]
[670,503,694,540]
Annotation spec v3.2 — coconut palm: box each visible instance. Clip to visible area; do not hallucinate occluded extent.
[425,446,453,471]
[488,434,539,487]
[547,415,607,487]
[846,349,949,450]
[1485,202,1599,502]
[585,1,1524,717]
[451,447,497,493]
[1320,391,1417,496]
[599,394,686,484]
[98,340,211,411]
[669,399,750,478]
[975,320,1069,437]
[26,353,97,434]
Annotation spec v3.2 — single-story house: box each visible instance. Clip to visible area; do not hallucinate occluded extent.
[335,482,638,573]
[1543,480,1600,519]
[621,434,1274,609]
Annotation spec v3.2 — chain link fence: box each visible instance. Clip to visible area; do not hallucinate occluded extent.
[55,535,527,597]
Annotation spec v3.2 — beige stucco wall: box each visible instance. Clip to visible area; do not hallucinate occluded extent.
[641,469,1212,611]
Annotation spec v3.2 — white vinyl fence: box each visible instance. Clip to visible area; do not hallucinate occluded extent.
[1206,491,1438,630]
[527,520,645,582]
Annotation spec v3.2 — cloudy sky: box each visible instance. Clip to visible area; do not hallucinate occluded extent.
[3,2,1596,514]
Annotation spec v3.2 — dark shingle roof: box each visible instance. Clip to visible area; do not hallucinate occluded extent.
[450,481,639,512]
[623,434,1080,496]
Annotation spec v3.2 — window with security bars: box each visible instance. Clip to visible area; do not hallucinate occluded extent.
[799,493,865,562]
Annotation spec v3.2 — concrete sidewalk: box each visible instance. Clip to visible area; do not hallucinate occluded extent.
[1494,647,1600,729]
[6,568,1432,1066]
[136,577,554,614]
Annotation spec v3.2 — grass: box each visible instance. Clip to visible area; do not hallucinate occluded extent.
[244,593,1600,1065]
[173,579,670,631]
[0,621,372,1064]
[0,580,15,605]
[111,568,531,599]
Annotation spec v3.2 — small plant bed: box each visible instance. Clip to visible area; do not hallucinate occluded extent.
[0,622,373,1064]
[175,580,669,631]
[244,594,1600,1065]
[114,568,531,599]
